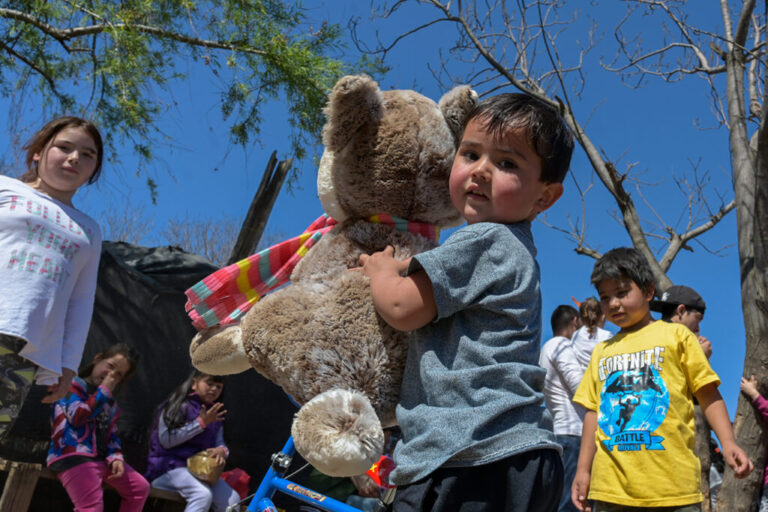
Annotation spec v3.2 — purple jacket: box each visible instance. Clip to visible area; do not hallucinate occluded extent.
[145,393,224,482]
[753,395,768,486]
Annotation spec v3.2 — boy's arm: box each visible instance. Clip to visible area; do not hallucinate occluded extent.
[359,246,437,331]
[695,382,754,478]
[572,410,597,512]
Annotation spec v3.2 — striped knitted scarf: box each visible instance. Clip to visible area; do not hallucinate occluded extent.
[185,213,439,330]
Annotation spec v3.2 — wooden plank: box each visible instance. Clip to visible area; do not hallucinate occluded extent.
[0,462,41,512]
[0,456,186,510]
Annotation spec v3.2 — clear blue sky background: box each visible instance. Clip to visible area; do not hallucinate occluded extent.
[1,3,746,416]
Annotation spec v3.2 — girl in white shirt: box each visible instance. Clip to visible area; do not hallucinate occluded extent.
[0,116,103,439]
[571,297,613,370]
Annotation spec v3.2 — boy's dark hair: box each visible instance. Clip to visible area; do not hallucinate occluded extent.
[590,247,655,294]
[659,304,680,322]
[21,116,104,185]
[463,93,574,183]
[551,305,578,335]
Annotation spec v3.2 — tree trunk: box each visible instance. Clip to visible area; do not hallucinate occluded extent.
[227,151,292,265]
[717,27,768,510]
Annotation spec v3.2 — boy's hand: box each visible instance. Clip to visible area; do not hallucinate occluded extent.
[722,440,753,478]
[740,375,761,401]
[108,459,124,479]
[358,246,410,278]
[42,368,76,404]
[571,469,592,511]
[698,335,713,359]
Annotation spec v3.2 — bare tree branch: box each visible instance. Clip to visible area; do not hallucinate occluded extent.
[0,8,267,55]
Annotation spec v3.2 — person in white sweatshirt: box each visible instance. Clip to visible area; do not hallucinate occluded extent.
[0,116,103,440]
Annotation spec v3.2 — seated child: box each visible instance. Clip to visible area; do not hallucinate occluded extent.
[571,247,752,511]
[360,92,574,511]
[146,370,239,512]
[47,343,150,512]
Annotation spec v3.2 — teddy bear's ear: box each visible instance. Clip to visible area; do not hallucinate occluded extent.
[322,75,385,152]
[439,85,478,145]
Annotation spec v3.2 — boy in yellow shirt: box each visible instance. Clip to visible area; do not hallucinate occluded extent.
[571,247,752,511]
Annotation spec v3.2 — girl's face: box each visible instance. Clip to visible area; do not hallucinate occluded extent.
[192,375,224,405]
[87,354,131,388]
[32,126,99,205]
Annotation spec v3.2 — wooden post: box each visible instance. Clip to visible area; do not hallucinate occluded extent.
[0,460,41,512]
[227,151,293,265]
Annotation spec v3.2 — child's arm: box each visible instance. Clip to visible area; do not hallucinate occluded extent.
[359,246,437,331]
[59,233,102,394]
[206,426,229,466]
[63,384,114,427]
[157,402,226,449]
[740,375,768,421]
[105,412,125,469]
[553,344,584,396]
[571,410,597,512]
[695,382,754,478]
[41,368,76,404]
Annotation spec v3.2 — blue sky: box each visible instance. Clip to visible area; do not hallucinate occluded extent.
[1,3,746,416]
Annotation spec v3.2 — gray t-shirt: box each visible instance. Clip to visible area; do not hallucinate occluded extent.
[390,221,559,485]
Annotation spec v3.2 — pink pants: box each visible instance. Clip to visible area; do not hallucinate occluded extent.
[57,459,150,512]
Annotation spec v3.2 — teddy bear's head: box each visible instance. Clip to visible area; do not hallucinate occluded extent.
[317,75,477,227]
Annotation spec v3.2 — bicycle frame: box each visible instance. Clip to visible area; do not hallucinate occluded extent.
[247,436,363,512]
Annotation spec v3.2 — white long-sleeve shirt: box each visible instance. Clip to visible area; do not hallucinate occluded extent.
[0,175,102,374]
[539,335,585,436]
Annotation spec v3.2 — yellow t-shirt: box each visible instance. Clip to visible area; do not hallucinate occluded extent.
[573,320,719,507]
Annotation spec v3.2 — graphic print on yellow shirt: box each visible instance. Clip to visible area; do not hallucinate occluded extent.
[598,350,668,452]
[573,321,720,507]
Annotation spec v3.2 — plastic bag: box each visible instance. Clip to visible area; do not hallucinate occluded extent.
[221,467,251,499]
[187,451,224,486]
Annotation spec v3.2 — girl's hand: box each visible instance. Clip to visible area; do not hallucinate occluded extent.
[740,375,761,401]
[101,369,121,392]
[571,469,592,512]
[206,446,227,466]
[198,402,227,426]
[42,368,76,404]
[722,440,754,478]
[358,246,410,278]
[108,459,125,480]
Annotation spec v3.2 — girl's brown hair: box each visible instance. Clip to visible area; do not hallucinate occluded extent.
[579,297,603,335]
[78,343,139,393]
[20,116,104,185]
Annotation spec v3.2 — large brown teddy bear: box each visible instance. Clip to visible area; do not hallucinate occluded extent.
[189,75,476,477]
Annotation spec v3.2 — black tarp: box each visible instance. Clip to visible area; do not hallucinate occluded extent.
[0,241,298,502]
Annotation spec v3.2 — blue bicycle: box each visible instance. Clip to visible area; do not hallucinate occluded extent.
[244,436,395,512]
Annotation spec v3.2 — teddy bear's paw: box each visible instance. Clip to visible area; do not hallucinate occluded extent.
[292,388,384,477]
[189,325,251,375]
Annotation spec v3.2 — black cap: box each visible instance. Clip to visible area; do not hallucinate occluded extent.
[650,285,706,313]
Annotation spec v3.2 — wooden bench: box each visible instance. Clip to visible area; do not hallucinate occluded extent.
[0,457,186,511]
